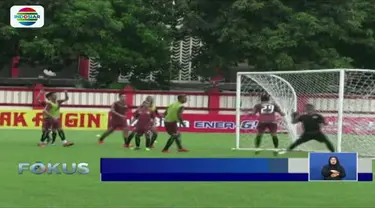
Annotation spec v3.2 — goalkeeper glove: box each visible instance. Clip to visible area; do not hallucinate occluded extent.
[291,112,299,119]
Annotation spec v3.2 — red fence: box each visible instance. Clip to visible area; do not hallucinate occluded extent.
[1,84,375,116]
[0,85,231,117]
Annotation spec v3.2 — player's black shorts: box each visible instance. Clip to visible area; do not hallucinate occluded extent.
[298,131,328,143]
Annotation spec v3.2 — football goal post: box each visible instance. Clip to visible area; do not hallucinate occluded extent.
[235,69,375,157]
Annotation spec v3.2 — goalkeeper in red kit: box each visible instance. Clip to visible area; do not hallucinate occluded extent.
[252,94,285,155]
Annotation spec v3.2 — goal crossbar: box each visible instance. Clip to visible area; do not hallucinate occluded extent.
[237,68,375,75]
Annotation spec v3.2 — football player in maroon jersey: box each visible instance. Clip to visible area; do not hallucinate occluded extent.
[252,94,285,155]
[36,89,52,144]
[129,101,155,150]
[98,93,129,145]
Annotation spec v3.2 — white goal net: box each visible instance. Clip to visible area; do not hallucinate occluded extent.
[236,69,375,157]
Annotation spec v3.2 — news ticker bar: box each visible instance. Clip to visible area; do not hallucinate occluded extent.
[100,158,373,182]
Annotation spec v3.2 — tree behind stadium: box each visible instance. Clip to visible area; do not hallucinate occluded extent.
[182,0,375,77]
[0,0,182,89]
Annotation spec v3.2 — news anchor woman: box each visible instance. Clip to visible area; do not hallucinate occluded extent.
[321,156,346,180]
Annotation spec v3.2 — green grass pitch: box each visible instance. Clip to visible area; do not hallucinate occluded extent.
[1,129,374,207]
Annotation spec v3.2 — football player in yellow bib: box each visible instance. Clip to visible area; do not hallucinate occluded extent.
[39,91,73,147]
[162,94,189,152]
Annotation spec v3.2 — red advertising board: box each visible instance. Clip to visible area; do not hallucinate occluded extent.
[152,114,258,133]
[149,114,375,134]
[323,116,375,134]
[2,108,374,134]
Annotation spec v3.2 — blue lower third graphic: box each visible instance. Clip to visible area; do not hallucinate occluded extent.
[99,158,373,182]
[101,173,308,181]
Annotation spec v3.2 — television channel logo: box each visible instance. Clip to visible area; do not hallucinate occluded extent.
[18,162,89,175]
[10,5,44,28]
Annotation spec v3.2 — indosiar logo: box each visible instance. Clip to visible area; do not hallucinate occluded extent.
[10,5,44,28]
[18,162,89,175]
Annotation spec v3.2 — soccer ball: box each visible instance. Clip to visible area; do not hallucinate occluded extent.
[43,69,56,77]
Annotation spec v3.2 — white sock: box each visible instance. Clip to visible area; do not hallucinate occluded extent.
[63,140,67,144]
